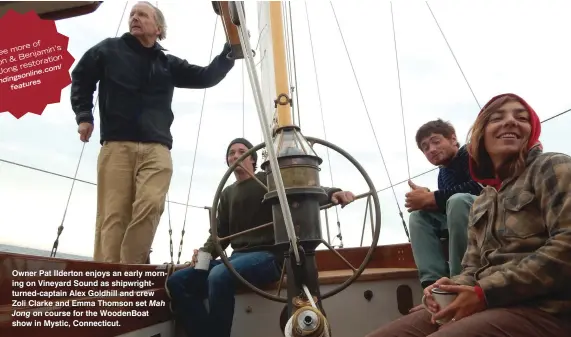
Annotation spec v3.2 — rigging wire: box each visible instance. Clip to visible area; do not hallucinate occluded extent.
[1,158,96,186]
[49,1,129,258]
[288,2,302,127]
[50,144,85,257]
[156,0,174,265]
[175,17,219,264]
[282,1,294,124]
[304,1,343,247]
[282,1,301,127]
[242,62,245,137]
[329,1,411,241]
[542,107,570,123]
[426,2,481,110]
[0,154,208,209]
[390,2,412,181]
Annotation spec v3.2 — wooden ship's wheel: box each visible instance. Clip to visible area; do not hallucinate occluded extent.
[210,130,382,335]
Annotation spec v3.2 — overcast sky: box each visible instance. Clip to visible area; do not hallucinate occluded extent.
[1,1,570,262]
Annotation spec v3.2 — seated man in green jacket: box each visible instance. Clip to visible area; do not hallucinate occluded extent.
[167,137,355,337]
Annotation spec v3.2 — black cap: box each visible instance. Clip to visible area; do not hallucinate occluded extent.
[226,138,257,167]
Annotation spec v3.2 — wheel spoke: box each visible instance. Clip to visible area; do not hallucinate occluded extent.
[275,257,287,297]
[238,163,269,191]
[321,239,357,272]
[319,190,373,210]
[359,196,370,247]
[218,221,273,242]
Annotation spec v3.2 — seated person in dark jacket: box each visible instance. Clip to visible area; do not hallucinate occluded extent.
[70,1,235,264]
[407,119,483,289]
[167,138,355,337]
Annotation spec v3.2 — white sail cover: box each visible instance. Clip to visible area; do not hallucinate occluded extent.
[256,1,278,130]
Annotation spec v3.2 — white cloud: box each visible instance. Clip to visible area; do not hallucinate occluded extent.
[1,1,570,261]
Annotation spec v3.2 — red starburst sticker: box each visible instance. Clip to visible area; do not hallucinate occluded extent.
[0,10,75,118]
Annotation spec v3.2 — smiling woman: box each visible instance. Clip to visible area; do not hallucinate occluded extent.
[468,94,542,187]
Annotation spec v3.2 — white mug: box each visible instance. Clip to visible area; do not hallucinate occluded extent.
[421,288,458,325]
[194,250,212,271]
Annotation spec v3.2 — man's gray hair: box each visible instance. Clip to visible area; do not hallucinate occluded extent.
[138,1,167,40]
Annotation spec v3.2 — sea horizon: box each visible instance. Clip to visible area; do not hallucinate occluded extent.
[0,243,91,261]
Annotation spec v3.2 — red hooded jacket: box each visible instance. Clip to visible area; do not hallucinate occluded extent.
[468,93,542,189]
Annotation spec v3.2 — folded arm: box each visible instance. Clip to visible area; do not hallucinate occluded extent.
[477,154,571,308]
[169,43,235,89]
[70,39,108,124]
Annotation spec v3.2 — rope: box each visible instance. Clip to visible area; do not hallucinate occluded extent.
[426,2,481,109]
[329,1,410,241]
[175,17,218,264]
[304,1,342,248]
[390,2,411,181]
[49,1,129,258]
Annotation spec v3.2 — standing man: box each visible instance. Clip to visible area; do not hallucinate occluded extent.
[70,1,235,264]
[405,119,483,288]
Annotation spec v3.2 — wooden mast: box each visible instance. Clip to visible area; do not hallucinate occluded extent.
[268,2,293,128]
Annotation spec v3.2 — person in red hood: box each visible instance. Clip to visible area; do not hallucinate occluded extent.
[467,93,542,190]
[365,93,571,337]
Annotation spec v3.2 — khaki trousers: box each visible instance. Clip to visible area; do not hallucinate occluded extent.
[365,307,571,337]
[93,141,173,264]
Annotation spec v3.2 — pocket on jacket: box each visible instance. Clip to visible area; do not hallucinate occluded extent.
[502,191,545,238]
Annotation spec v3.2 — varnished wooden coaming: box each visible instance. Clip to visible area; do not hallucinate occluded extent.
[0,243,432,336]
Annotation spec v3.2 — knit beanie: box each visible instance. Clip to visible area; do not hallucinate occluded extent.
[226,138,258,167]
